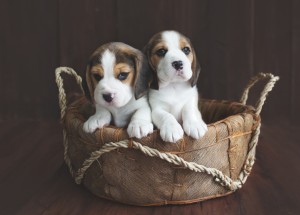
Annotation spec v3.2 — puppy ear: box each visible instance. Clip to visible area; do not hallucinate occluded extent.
[83,62,94,102]
[132,51,153,99]
[143,44,159,90]
[190,48,201,87]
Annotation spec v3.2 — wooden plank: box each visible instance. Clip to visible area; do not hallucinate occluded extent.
[253,0,292,121]
[116,0,207,49]
[203,0,229,100]
[226,0,255,101]
[0,120,64,215]
[0,0,59,119]
[58,0,117,75]
[202,0,254,101]
[291,0,300,124]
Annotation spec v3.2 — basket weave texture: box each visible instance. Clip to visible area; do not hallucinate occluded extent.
[55,67,279,206]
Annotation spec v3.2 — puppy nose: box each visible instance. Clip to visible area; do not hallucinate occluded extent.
[102,93,114,103]
[172,60,183,70]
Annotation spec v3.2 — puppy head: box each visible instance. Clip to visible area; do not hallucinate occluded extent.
[145,30,200,88]
[84,42,151,107]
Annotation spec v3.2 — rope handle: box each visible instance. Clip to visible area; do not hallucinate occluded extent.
[74,139,243,191]
[55,67,84,120]
[240,73,279,115]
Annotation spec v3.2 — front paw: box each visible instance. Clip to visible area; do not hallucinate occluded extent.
[183,119,208,140]
[83,115,110,133]
[160,121,184,143]
[127,120,153,139]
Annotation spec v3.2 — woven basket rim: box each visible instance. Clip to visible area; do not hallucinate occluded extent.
[63,96,260,156]
[65,96,259,127]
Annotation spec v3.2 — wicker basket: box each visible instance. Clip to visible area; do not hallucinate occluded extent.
[55,67,279,206]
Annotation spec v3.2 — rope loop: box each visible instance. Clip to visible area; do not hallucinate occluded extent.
[74,140,243,191]
[55,67,84,178]
[240,73,279,115]
[55,67,84,120]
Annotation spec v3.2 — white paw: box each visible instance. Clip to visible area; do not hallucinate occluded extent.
[127,120,153,139]
[160,121,184,143]
[183,119,208,139]
[83,115,110,133]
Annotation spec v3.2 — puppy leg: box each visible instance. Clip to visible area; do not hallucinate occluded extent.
[127,105,153,138]
[83,105,111,133]
[182,97,207,139]
[152,108,184,143]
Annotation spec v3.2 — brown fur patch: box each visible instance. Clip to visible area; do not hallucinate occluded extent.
[89,65,103,95]
[90,65,104,76]
[179,37,194,63]
[149,41,167,71]
[114,63,134,85]
[145,33,163,71]
[150,54,160,72]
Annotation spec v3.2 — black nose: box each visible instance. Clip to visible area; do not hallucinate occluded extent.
[102,93,113,102]
[172,60,183,70]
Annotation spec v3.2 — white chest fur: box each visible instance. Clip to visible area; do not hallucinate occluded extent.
[105,96,148,127]
[149,82,198,122]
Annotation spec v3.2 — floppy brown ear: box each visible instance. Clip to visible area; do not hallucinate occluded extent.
[190,48,201,87]
[82,62,94,102]
[143,44,159,90]
[132,51,154,99]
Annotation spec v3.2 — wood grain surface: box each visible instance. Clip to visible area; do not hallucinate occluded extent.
[0,120,299,215]
[0,0,299,123]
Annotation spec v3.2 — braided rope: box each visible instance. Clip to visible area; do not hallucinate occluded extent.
[75,140,243,190]
[55,67,84,118]
[240,73,280,115]
[238,123,261,184]
[55,67,278,192]
[238,73,279,183]
[55,67,84,177]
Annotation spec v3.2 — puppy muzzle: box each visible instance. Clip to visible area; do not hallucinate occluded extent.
[172,60,183,71]
[102,93,115,103]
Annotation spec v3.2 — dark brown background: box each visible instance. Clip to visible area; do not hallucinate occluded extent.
[1,0,299,123]
[1,1,300,215]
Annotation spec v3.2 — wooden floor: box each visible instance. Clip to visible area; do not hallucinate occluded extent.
[0,119,299,215]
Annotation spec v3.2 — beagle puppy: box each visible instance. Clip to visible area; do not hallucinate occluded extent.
[83,42,153,138]
[145,30,207,143]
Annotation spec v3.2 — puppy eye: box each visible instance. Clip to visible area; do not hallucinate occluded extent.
[156,48,167,57]
[182,47,191,55]
[93,74,102,82]
[117,72,129,81]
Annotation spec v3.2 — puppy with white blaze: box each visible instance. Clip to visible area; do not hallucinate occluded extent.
[83,42,153,139]
[145,30,208,143]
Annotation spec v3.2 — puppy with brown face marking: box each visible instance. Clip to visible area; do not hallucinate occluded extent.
[83,42,153,138]
[145,30,208,143]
